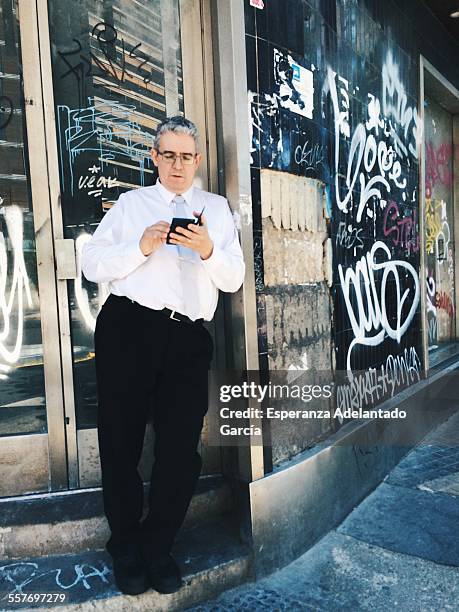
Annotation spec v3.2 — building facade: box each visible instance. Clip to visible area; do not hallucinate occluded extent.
[0,0,458,582]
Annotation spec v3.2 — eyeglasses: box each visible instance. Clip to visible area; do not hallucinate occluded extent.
[156,150,197,165]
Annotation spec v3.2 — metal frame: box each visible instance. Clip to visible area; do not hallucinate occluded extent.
[455,113,459,339]
[419,60,429,374]
[179,0,218,192]
[419,56,459,372]
[180,0,233,474]
[35,0,79,489]
[211,0,264,481]
[18,0,68,491]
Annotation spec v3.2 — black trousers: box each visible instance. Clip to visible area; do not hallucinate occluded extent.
[94,293,213,559]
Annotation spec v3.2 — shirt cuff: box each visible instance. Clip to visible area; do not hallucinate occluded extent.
[200,243,223,271]
[124,239,149,265]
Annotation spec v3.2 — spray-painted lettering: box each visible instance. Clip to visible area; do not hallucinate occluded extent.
[338,241,420,372]
[382,200,419,254]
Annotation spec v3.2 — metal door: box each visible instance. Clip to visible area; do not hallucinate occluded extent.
[0,0,67,496]
[38,0,221,489]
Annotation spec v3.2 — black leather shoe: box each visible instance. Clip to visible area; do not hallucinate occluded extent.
[111,547,149,595]
[145,553,183,594]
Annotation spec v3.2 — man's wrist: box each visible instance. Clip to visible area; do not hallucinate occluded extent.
[139,240,150,257]
[200,241,214,260]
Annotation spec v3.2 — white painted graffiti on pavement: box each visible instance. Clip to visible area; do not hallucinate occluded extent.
[0,560,110,597]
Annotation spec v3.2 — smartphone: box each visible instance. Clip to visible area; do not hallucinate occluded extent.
[166,217,198,244]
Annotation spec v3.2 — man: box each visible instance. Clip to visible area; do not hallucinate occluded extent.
[81,116,245,596]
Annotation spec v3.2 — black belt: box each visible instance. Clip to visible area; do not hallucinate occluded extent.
[112,294,202,325]
[160,307,203,325]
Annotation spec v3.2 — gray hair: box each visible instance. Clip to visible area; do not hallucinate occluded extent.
[153,116,199,150]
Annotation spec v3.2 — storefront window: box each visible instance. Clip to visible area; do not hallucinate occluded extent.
[0,0,47,436]
[424,96,457,364]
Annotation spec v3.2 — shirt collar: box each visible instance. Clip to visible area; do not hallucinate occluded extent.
[155,178,194,207]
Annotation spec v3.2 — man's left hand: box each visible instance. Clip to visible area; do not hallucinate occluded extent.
[169,212,214,260]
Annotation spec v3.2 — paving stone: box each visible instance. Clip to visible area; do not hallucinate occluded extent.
[187,532,459,612]
[387,411,459,490]
[418,471,459,496]
[386,444,459,489]
[338,483,459,566]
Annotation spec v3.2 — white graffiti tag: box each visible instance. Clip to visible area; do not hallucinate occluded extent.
[75,233,109,331]
[338,241,420,372]
[382,50,419,159]
[336,346,421,413]
[0,203,34,378]
[328,68,392,221]
[0,560,110,597]
[327,52,418,222]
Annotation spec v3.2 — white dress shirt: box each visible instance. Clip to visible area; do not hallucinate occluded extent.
[81,180,245,321]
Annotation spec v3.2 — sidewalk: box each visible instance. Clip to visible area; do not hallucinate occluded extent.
[187,409,459,612]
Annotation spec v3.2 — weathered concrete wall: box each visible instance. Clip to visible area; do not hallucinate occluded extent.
[257,171,334,463]
[260,171,330,287]
[264,286,331,372]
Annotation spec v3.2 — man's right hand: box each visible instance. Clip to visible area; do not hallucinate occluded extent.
[139,221,171,256]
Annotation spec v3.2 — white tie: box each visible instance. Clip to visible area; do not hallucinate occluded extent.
[172,195,198,318]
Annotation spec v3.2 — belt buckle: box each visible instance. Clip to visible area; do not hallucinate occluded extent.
[169,310,181,322]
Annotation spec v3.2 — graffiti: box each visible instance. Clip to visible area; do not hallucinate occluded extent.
[251,39,422,405]
[425,198,450,257]
[338,241,420,372]
[425,141,453,198]
[382,201,419,254]
[247,50,318,171]
[326,50,419,224]
[294,141,325,170]
[328,76,399,222]
[75,233,109,332]
[381,50,419,160]
[0,95,14,130]
[336,347,421,413]
[78,165,118,199]
[336,222,364,251]
[426,273,436,317]
[428,317,437,346]
[253,235,264,292]
[273,48,314,119]
[436,291,455,319]
[426,273,438,346]
[57,98,154,195]
[57,39,91,107]
[335,73,351,138]
[0,203,34,379]
[0,560,110,596]
[352,444,381,477]
[58,22,152,91]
